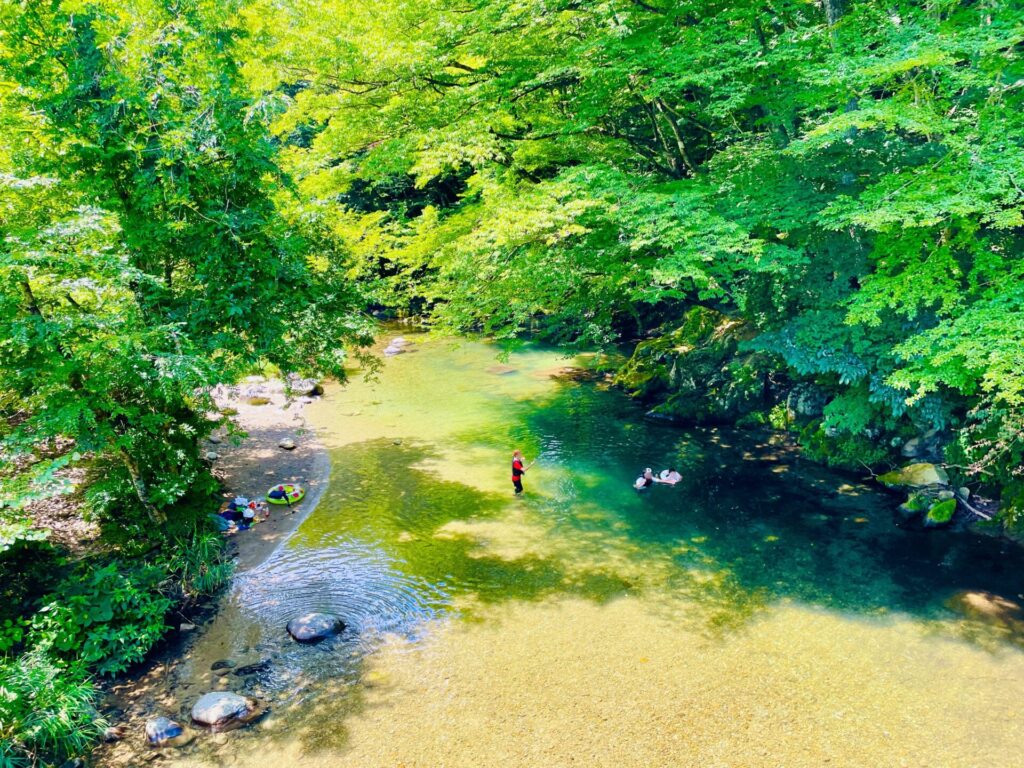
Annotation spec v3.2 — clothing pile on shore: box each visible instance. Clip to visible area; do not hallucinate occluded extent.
[210,496,269,534]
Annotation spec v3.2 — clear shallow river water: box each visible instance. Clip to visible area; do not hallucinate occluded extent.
[169,334,1024,768]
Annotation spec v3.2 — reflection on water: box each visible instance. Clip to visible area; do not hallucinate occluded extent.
[166,334,1024,768]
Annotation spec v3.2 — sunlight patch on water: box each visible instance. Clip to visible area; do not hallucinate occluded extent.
[173,597,1024,768]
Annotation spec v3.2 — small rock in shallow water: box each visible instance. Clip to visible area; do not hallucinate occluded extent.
[233,659,272,677]
[286,613,344,643]
[205,451,219,461]
[102,726,123,743]
[278,438,296,450]
[179,622,196,632]
[145,716,191,747]
[210,659,236,671]
[207,435,222,444]
[190,692,256,729]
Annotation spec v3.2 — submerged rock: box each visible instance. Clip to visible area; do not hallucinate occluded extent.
[278,438,296,450]
[190,692,256,729]
[947,590,1024,631]
[145,716,191,747]
[233,659,272,677]
[878,462,949,489]
[486,364,517,376]
[286,612,344,643]
[210,659,236,671]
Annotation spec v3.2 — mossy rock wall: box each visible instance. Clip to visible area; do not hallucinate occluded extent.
[616,307,769,425]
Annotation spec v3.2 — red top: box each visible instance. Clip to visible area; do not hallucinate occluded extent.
[512,458,525,481]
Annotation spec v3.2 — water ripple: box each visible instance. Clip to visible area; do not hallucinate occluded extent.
[232,537,449,643]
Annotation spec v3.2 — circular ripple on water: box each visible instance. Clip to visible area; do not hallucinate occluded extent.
[232,537,448,644]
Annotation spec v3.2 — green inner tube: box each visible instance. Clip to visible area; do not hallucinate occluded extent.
[267,484,305,505]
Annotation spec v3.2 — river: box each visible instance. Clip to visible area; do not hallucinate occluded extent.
[167,333,1024,767]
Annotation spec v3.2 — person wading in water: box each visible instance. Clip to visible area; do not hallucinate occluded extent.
[512,449,528,495]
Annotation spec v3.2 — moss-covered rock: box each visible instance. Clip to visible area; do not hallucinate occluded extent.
[924,498,957,527]
[897,493,930,518]
[878,462,949,489]
[617,307,768,425]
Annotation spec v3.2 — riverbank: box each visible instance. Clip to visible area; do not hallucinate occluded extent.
[93,380,331,767]
[208,379,332,573]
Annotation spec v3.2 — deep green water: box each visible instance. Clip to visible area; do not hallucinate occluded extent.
[169,334,1024,767]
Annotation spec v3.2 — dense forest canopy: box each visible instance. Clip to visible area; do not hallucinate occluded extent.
[242,0,1023,491]
[0,0,1023,762]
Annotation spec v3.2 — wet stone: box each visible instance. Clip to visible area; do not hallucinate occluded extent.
[210,659,236,671]
[145,716,190,747]
[190,692,255,729]
[279,438,297,450]
[233,659,272,677]
[286,612,344,643]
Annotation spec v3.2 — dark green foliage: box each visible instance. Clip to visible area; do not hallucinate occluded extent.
[31,562,172,677]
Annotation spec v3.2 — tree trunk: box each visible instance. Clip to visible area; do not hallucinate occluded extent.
[823,0,846,25]
[656,99,696,175]
[120,448,166,524]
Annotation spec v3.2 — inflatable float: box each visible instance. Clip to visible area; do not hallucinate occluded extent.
[267,483,305,505]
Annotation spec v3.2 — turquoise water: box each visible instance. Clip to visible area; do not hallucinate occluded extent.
[169,334,1024,768]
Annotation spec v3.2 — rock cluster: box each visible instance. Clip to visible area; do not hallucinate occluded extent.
[883,462,962,528]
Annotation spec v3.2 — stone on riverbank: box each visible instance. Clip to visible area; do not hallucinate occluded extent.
[145,716,191,747]
[287,377,323,397]
[286,612,344,643]
[190,692,256,729]
[279,438,296,450]
[878,462,949,489]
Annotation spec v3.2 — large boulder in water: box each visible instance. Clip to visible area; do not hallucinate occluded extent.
[287,612,344,643]
[190,692,256,730]
[878,462,949,489]
[145,716,191,747]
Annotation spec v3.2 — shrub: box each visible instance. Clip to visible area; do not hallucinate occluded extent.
[0,650,103,768]
[31,562,172,677]
[160,528,234,600]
